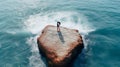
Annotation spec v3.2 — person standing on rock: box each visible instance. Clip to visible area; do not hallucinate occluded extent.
[57,21,61,32]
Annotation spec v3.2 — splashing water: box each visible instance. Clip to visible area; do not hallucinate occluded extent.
[24,11,94,34]
[0,0,120,67]
[24,11,95,67]
[26,36,47,67]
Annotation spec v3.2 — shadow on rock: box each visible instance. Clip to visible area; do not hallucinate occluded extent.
[57,31,65,43]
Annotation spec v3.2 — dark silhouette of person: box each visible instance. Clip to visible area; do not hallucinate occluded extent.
[57,21,61,32]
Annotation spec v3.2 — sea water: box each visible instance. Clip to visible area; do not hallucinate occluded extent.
[0,0,120,67]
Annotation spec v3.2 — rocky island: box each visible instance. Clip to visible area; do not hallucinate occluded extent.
[37,25,84,67]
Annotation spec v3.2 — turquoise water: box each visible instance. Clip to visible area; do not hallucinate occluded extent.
[0,0,120,67]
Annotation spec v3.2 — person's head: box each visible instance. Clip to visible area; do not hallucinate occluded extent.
[57,21,61,25]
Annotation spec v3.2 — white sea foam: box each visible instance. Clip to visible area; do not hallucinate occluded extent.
[24,11,94,34]
[24,11,95,67]
[26,36,47,67]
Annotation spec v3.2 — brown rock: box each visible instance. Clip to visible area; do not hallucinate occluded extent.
[37,25,84,67]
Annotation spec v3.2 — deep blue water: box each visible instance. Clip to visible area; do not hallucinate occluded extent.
[0,0,120,67]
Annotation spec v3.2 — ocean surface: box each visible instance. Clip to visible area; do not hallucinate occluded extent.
[0,0,120,67]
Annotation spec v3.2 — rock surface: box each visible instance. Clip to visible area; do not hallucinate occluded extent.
[37,25,84,67]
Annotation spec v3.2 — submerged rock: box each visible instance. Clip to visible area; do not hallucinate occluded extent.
[37,25,84,67]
